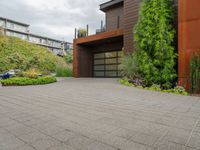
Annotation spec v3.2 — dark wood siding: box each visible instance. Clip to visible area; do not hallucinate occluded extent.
[124,0,141,53]
[105,5,124,31]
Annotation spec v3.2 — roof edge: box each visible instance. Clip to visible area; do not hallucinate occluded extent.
[100,0,124,12]
[0,17,30,27]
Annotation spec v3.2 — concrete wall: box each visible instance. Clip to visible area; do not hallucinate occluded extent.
[178,0,200,90]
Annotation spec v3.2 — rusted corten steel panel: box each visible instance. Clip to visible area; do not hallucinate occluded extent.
[178,0,200,90]
[124,0,141,53]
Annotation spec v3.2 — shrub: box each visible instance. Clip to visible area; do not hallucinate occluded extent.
[77,28,87,38]
[1,76,57,86]
[64,50,73,64]
[147,84,162,91]
[22,68,41,79]
[163,86,188,95]
[119,78,134,86]
[190,53,200,93]
[0,35,67,73]
[119,53,140,80]
[134,0,177,88]
[56,67,72,77]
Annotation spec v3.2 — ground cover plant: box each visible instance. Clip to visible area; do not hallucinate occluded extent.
[119,78,188,95]
[1,76,57,86]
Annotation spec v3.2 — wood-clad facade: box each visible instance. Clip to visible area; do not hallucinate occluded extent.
[73,0,141,77]
[124,0,141,53]
[74,0,198,91]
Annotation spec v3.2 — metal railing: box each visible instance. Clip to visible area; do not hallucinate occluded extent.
[74,16,121,39]
[74,20,106,39]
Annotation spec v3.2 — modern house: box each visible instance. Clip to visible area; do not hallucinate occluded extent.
[73,0,141,78]
[0,17,72,56]
[74,0,199,90]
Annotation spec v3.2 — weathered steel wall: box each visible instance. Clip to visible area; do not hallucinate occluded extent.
[178,0,200,90]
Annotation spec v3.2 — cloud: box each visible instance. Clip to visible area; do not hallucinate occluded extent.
[0,0,108,42]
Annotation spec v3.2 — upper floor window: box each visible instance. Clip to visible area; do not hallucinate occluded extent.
[7,22,28,33]
[29,36,40,43]
[0,20,5,27]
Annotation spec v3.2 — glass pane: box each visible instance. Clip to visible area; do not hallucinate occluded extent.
[105,65,117,70]
[94,65,104,71]
[105,52,117,58]
[94,59,104,65]
[105,71,117,77]
[118,64,122,70]
[105,58,117,64]
[94,53,104,59]
[118,51,123,57]
[118,57,122,63]
[118,71,123,76]
[94,71,104,77]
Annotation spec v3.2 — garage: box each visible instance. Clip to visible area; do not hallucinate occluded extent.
[93,50,122,77]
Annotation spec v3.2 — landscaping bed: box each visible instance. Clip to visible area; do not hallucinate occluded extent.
[1,76,57,86]
[119,79,188,96]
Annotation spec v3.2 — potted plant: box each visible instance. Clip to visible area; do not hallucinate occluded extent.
[77,28,87,38]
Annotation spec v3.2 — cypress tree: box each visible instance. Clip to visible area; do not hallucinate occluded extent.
[134,0,177,88]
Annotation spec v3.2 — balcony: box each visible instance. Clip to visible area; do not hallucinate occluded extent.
[74,16,121,39]
[74,20,107,39]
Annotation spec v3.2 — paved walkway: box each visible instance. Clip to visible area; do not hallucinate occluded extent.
[0,78,200,150]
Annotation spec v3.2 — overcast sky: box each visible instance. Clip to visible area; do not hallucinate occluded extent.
[0,0,108,42]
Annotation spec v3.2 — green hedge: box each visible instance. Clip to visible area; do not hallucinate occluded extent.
[1,76,57,86]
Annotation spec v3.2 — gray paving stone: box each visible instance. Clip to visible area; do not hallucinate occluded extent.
[0,135,25,150]
[110,128,136,140]
[130,132,159,146]
[100,134,128,150]
[85,141,117,150]
[52,130,77,142]
[123,140,154,150]
[0,78,199,150]
[47,143,76,150]
[161,128,191,145]
[31,137,61,150]
[16,145,36,150]
[187,132,200,149]
[155,141,190,150]
[66,135,94,150]
[18,131,49,144]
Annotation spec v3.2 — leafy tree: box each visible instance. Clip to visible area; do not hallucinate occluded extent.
[134,0,177,88]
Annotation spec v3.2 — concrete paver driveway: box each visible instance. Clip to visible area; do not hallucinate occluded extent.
[0,78,200,150]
